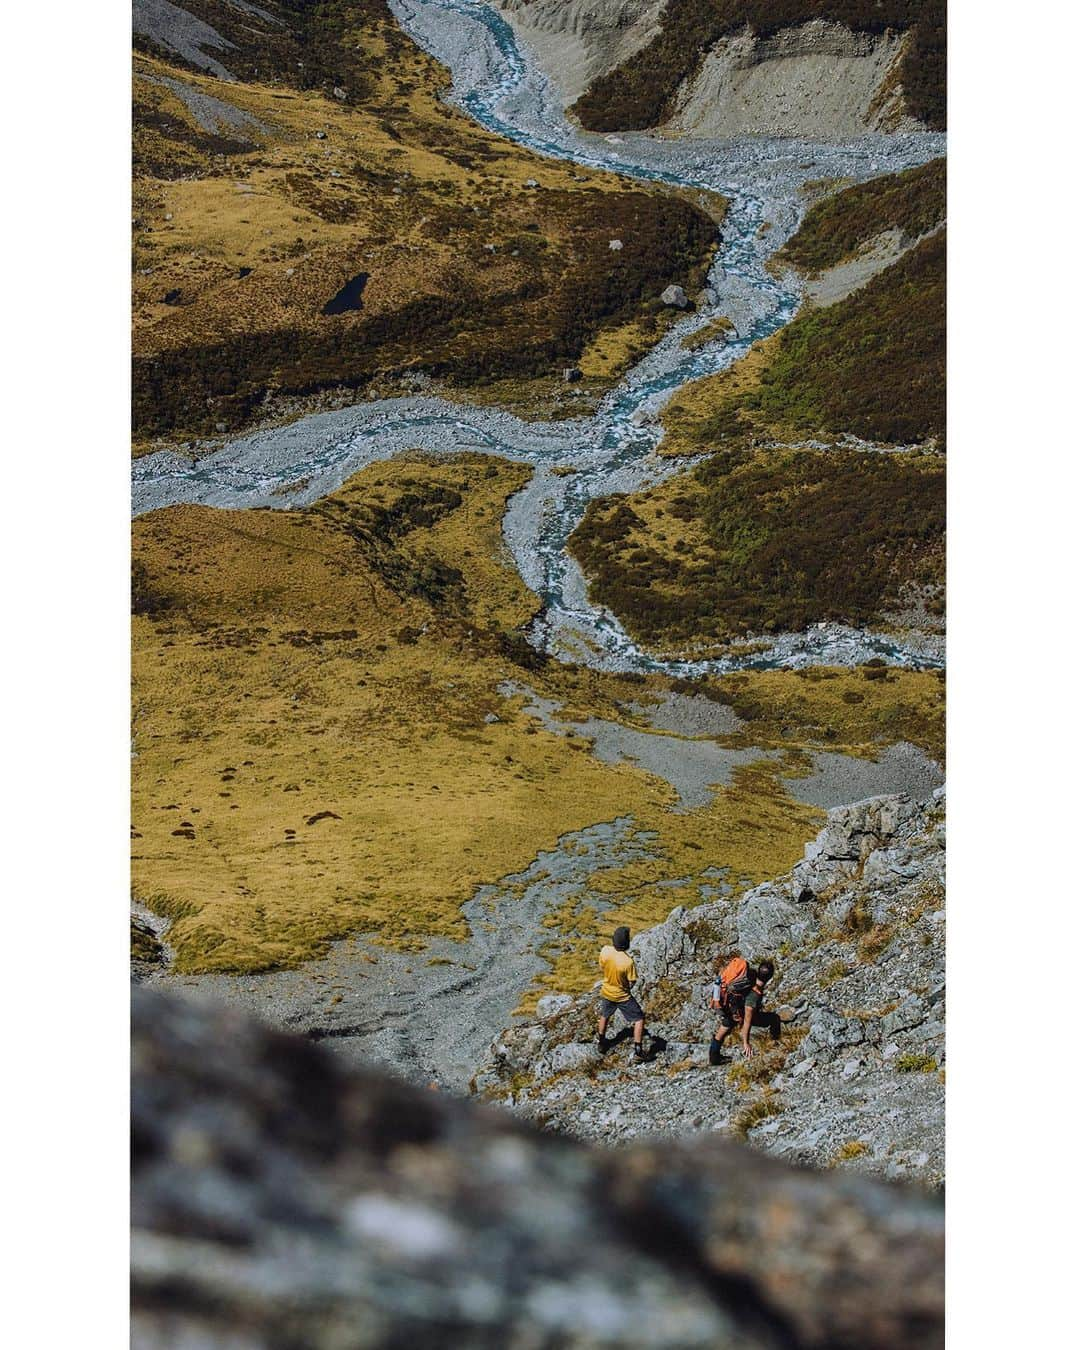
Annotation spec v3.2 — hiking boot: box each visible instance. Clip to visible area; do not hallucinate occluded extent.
[708,1037,727,1066]
[598,1035,612,1055]
[631,1043,648,1064]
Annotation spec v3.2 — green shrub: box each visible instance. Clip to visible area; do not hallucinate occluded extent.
[895,1052,938,1073]
[778,159,945,275]
[719,231,946,446]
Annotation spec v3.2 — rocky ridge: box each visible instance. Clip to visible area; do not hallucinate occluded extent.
[476,790,945,1186]
[132,985,944,1347]
[666,20,920,140]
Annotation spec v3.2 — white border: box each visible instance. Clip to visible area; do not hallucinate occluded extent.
[948,0,1078,1342]
[6,2,131,1342]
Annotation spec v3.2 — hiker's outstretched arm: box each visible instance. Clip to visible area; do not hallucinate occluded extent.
[741,1005,755,1057]
[741,981,766,1056]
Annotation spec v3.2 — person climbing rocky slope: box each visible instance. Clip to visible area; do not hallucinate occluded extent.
[132,985,944,1347]
[476,790,945,1187]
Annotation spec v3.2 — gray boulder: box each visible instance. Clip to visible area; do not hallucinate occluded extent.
[660,284,688,307]
[738,885,818,956]
[631,905,694,986]
[536,993,574,1019]
[133,988,944,1349]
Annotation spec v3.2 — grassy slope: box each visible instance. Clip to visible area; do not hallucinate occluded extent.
[663,229,944,450]
[569,165,945,646]
[133,451,945,977]
[775,157,945,275]
[133,453,836,974]
[569,447,944,642]
[571,0,946,132]
[132,1,719,446]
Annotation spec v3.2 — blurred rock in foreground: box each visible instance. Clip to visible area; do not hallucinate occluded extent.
[132,988,943,1348]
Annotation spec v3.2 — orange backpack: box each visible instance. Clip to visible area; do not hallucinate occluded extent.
[711,956,752,1008]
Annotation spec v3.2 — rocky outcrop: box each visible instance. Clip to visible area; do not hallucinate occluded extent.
[505,2,927,138]
[499,0,664,106]
[477,791,945,1185]
[132,986,944,1347]
[667,21,921,139]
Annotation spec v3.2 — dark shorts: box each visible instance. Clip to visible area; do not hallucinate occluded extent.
[717,1003,780,1035]
[598,994,644,1023]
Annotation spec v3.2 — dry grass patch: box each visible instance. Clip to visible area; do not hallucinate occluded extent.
[896,1053,938,1073]
[830,1139,871,1166]
[731,1090,782,1138]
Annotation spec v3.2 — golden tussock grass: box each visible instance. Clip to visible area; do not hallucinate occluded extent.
[134,453,819,976]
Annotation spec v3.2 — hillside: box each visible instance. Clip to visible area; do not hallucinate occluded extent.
[776,156,945,276]
[477,790,946,1187]
[569,162,945,649]
[132,453,943,992]
[137,453,940,981]
[570,446,945,644]
[132,1,718,448]
[568,0,946,134]
[130,3,949,1269]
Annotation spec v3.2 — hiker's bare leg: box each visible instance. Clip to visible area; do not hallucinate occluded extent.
[713,1025,731,1047]
[598,1014,609,1039]
[632,1018,645,1047]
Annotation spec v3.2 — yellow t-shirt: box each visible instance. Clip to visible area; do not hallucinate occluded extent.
[599,945,637,1002]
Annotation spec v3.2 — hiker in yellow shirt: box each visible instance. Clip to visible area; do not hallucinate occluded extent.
[597,926,648,1062]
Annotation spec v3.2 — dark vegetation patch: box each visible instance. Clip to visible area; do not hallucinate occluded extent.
[569,447,944,642]
[132,560,176,617]
[134,0,400,102]
[737,232,944,444]
[131,917,164,966]
[132,192,715,436]
[777,158,945,275]
[674,230,944,449]
[571,0,945,132]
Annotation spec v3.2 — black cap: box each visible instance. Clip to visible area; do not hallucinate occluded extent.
[612,926,631,951]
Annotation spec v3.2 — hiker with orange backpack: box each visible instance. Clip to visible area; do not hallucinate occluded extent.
[708,955,781,1063]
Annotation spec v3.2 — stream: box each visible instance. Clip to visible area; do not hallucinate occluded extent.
[132,0,946,675]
